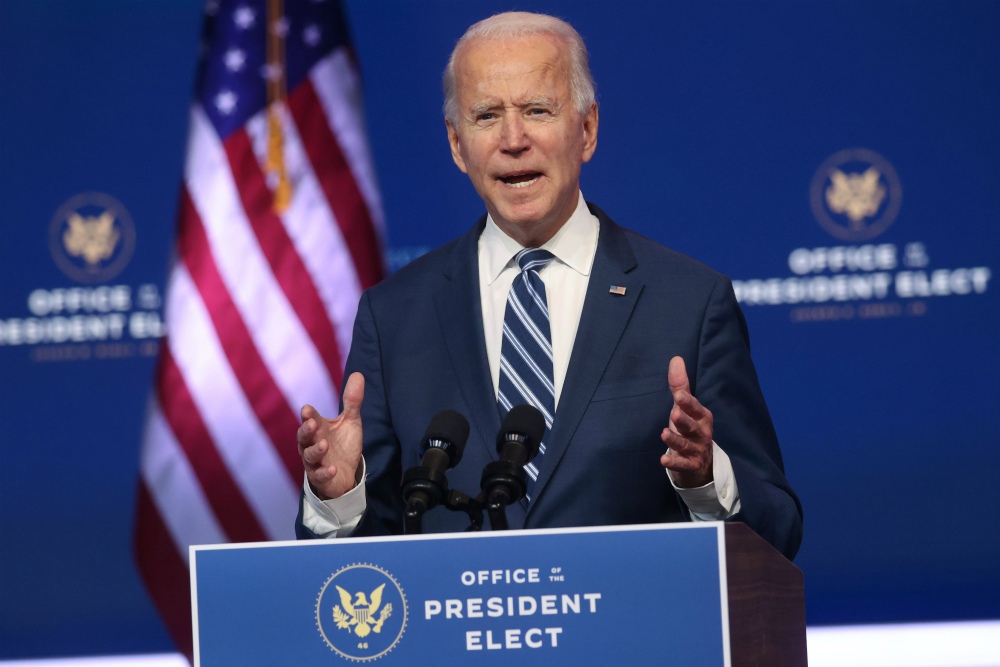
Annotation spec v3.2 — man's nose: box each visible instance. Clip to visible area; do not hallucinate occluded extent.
[499,115,528,153]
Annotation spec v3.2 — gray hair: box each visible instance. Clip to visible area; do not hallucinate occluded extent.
[442,11,596,125]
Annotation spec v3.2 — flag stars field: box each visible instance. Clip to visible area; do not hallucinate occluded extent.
[224,49,246,72]
[303,25,322,47]
[214,90,237,115]
[234,6,256,30]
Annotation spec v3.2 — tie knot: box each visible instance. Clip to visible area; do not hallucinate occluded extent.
[515,248,555,273]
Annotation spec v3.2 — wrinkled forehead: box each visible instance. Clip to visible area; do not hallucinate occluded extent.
[453,34,571,100]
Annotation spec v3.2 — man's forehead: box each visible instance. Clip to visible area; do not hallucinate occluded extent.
[456,33,567,75]
[454,35,570,100]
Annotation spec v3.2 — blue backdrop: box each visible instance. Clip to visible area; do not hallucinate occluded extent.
[1,0,997,659]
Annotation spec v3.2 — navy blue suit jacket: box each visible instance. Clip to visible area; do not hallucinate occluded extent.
[298,204,802,560]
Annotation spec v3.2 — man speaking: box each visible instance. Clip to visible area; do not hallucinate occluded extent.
[295,11,802,559]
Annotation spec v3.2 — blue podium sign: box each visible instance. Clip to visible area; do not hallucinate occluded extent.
[191,523,732,666]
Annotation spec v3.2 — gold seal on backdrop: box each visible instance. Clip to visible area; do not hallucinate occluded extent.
[48,192,136,283]
[810,148,902,241]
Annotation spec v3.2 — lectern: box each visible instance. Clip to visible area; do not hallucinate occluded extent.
[191,521,805,666]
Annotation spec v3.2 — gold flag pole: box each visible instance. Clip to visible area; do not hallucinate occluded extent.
[265,0,292,213]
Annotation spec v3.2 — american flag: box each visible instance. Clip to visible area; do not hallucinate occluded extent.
[133,0,384,659]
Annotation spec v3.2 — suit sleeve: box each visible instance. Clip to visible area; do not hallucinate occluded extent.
[693,275,803,560]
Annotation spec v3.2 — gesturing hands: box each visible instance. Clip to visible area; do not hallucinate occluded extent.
[297,372,365,500]
[660,356,714,488]
[300,361,713,497]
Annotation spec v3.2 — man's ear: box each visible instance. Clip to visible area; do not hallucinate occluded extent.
[581,102,599,163]
[446,120,469,174]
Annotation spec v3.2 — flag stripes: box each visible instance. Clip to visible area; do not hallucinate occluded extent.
[186,108,341,428]
[310,52,384,231]
[222,128,346,390]
[176,187,303,483]
[135,2,384,660]
[289,78,383,290]
[140,404,225,549]
[134,482,196,659]
[156,348,270,542]
[161,260,298,540]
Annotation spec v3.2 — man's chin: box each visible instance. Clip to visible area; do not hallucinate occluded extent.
[492,210,565,245]
[493,204,543,229]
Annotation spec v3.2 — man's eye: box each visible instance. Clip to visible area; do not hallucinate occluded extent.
[527,108,549,116]
[477,113,496,122]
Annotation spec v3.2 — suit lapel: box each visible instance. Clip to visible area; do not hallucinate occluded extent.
[526,207,641,517]
[432,218,503,464]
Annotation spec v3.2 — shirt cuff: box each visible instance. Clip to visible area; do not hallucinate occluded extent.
[300,458,368,538]
[667,442,741,521]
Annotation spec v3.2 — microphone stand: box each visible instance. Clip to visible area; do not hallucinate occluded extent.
[444,490,485,532]
[480,459,526,531]
[403,500,426,535]
[400,466,446,535]
[485,491,510,531]
[402,482,486,534]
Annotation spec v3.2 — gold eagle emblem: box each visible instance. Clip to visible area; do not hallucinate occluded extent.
[63,211,120,266]
[332,584,393,638]
[825,167,886,225]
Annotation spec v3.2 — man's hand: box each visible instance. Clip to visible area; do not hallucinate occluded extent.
[660,356,714,488]
[298,372,365,500]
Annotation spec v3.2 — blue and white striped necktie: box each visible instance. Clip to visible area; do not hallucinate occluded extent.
[497,247,555,496]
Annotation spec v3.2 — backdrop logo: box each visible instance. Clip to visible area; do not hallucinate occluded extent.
[810,148,902,241]
[316,563,407,661]
[49,192,136,283]
[732,144,991,321]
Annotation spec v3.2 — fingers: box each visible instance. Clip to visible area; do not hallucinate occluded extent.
[661,427,704,456]
[668,356,710,419]
[297,406,322,449]
[668,356,690,394]
[297,370,365,448]
[341,372,365,421]
[300,437,327,465]
[662,356,713,487]
[299,369,365,432]
[299,433,346,500]
[670,402,712,444]
[297,420,315,448]
[660,449,701,473]
[667,357,712,442]
[305,458,342,501]
[308,461,339,485]
[296,375,365,500]
[672,389,710,423]
[660,428,713,486]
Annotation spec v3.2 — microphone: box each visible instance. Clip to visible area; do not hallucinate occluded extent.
[481,404,546,508]
[400,409,470,517]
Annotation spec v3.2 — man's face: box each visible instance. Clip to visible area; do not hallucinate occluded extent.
[446,34,598,247]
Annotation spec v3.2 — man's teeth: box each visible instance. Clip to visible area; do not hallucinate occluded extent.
[505,176,539,188]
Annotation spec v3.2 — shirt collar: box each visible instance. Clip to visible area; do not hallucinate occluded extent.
[481,192,599,286]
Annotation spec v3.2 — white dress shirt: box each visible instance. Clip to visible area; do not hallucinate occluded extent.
[301,193,739,537]
[478,193,598,408]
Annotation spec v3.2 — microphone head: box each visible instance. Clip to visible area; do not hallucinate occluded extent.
[496,404,546,461]
[419,409,470,467]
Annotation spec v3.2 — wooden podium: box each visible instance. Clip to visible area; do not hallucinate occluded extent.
[191,521,805,666]
[722,522,807,665]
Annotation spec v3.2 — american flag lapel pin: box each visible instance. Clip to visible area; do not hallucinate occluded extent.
[609,285,627,296]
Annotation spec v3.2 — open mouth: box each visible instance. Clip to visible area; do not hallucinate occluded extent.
[499,172,541,189]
